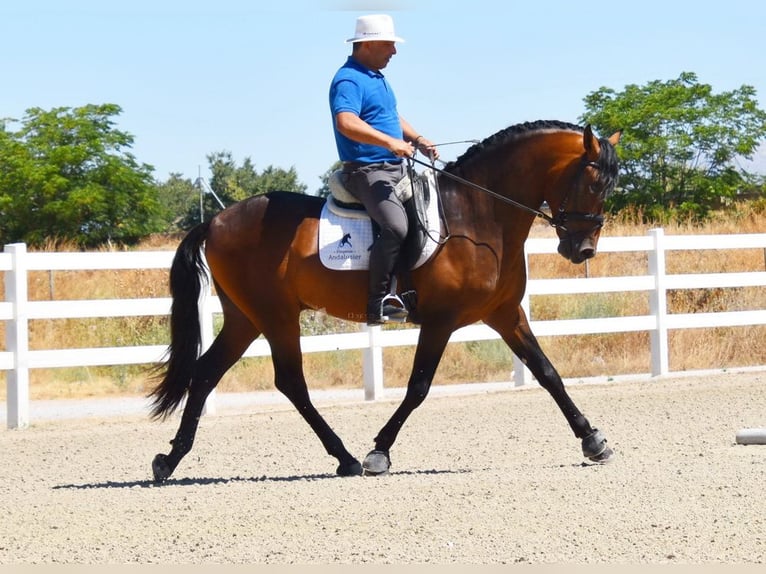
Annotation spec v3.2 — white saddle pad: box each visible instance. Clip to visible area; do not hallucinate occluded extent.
[318,170,442,271]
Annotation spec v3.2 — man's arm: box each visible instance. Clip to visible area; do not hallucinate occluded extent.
[400,115,439,161]
[335,111,414,157]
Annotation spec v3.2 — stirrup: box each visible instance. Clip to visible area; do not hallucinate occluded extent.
[367,294,408,325]
[381,294,408,323]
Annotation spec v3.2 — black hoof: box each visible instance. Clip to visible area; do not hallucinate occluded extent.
[152,453,173,483]
[336,460,363,477]
[362,450,391,476]
[582,428,614,463]
[589,445,615,464]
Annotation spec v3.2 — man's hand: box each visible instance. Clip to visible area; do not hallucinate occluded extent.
[414,136,439,161]
[389,138,415,158]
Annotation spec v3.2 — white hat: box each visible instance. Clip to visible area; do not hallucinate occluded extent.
[345,14,405,44]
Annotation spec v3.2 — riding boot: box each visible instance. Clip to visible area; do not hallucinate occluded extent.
[366,227,408,325]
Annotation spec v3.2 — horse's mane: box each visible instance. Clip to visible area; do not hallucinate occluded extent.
[446,120,585,171]
[445,119,619,194]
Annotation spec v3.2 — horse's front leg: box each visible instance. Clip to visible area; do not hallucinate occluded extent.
[485,306,614,463]
[363,324,453,476]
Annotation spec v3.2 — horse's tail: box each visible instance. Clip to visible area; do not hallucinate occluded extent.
[148,221,211,420]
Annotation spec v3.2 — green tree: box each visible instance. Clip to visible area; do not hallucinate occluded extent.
[581,72,766,220]
[190,151,307,224]
[0,104,162,247]
[155,173,199,231]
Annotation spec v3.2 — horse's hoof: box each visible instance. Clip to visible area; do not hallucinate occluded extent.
[336,460,363,477]
[582,428,613,463]
[152,454,173,483]
[589,445,615,464]
[362,450,391,476]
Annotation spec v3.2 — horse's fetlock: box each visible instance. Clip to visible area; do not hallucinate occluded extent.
[171,436,194,457]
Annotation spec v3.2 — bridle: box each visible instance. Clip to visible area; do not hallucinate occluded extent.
[407,153,607,233]
[549,157,607,233]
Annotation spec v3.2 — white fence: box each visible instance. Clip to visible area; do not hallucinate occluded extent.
[3,228,766,428]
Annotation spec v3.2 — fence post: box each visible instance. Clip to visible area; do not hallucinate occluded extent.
[648,228,669,376]
[5,243,30,429]
[362,324,384,400]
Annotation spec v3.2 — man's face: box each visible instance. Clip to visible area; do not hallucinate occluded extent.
[362,41,397,70]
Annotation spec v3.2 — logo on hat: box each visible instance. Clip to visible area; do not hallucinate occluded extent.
[346,14,405,44]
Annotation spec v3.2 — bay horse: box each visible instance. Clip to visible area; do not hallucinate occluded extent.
[149,120,622,481]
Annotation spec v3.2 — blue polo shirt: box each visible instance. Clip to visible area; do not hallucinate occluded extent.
[329,56,403,164]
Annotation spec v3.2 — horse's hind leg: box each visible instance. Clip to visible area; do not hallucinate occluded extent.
[266,327,362,477]
[152,316,257,482]
[485,305,614,463]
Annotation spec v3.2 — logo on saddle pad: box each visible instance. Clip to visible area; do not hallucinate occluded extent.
[323,227,363,266]
[339,233,353,248]
[318,169,442,271]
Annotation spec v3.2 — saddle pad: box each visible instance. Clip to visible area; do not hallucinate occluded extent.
[318,170,442,271]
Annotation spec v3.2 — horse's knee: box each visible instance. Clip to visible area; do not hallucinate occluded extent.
[274,376,310,405]
[535,366,563,391]
[404,379,431,405]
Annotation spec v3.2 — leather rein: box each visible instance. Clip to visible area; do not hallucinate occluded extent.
[407,154,604,233]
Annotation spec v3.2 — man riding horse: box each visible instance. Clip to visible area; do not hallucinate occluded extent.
[329,14,438,324]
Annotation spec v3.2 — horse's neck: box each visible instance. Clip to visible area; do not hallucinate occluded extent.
[438,170,538,240]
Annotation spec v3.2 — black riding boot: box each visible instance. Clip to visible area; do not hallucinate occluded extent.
[366,227,408,325]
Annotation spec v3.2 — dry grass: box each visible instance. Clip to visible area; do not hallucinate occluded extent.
[1,209,764,401]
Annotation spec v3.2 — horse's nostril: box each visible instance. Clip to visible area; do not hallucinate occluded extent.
[580,248,595,260]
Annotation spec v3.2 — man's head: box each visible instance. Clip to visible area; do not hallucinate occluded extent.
[346,14,403,71]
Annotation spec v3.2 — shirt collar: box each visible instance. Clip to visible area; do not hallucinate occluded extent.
[346,56,385,79]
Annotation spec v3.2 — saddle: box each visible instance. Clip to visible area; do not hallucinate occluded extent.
[318,167,442,273]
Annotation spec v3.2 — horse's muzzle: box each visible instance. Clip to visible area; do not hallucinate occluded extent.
[557,234,597,264]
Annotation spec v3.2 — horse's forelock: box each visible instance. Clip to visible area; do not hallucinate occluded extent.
[596,136,620,196]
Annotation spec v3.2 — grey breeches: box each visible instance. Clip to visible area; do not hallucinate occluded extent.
[342,161,408,242]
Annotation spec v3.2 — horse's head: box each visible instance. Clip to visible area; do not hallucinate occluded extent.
[548,125,621,264]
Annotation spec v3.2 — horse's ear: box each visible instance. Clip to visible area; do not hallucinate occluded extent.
[583,124,599,160]
[608,130,622,147]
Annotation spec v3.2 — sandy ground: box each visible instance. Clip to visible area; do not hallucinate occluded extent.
[1,371,765,564]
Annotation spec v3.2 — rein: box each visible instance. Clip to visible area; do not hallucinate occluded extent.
[407,154,604,233]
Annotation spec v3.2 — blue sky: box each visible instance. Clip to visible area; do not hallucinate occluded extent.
[3,0,765,194]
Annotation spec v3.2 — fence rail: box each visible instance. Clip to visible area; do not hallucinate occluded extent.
[3,228,766,428]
